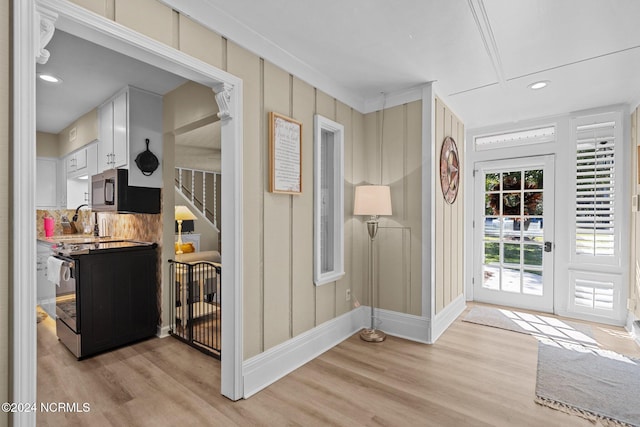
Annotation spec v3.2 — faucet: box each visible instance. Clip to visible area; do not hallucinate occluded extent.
[72,204,89,222]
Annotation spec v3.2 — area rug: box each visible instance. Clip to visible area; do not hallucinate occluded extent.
[462,306,597,348]
[536,341,640,427]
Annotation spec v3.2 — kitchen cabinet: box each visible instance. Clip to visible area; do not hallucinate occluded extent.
[36,241,55,318]
[78,247,158,357]
[66,142,97,178]
[66,143,97,209]
[66,148,87,177]
[97,86,163,188]
[98,90,128,172]
[36,157,59,208]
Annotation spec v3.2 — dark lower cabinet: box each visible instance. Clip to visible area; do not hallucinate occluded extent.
[77,247,158,357]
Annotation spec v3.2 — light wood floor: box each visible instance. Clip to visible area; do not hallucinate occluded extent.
[36,303,640,426]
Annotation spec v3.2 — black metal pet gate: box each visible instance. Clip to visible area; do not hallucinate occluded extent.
[168,259,221,359]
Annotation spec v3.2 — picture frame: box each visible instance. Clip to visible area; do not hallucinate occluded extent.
[269,111,303,194]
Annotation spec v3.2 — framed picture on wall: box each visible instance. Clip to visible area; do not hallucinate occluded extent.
[269,112,303,194]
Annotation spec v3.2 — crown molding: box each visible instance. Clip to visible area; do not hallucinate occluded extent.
[160,0,366,112]
[362,83,434,114]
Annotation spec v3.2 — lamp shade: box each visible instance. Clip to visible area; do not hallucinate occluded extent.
[353,185,392,216]
[175,205,197,221]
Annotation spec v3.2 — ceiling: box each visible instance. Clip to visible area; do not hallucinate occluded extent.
[36,30,186,134]
[38,1,640,134]
[173,0,640,129]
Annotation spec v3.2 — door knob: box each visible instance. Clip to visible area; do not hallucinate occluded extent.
[544,241,553,252]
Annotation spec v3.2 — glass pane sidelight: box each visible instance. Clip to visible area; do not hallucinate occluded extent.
[482,168,544,295]
[313,115,345,286]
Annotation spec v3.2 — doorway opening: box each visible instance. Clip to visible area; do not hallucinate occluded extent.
[15,2,244,418]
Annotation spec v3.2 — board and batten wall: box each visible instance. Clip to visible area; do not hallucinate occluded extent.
[1,0,9,424]
[362,102,423,315]
[434,97,465,314]
[64,0,366,360]
[630,107,640,321]
[241,60,365,355]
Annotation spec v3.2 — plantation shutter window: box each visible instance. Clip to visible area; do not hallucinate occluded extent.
[574,119,617,259]
[569,111,624,318]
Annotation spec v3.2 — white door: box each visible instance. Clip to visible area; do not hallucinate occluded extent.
[473,155,555,312]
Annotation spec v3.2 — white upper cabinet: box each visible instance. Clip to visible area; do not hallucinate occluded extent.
[66,143,97,208]
[112,90,128,169]
[98,90,128,172]
[97,86,163,188]
[36,157,59,208]
[66,145,89,178]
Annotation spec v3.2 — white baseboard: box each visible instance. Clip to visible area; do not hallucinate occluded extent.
[375,308,431,344]
[157,325,171,338]
[627,311,640,348]
[431,294,466,343]
[242,306,366,398]
[242,302,462,398]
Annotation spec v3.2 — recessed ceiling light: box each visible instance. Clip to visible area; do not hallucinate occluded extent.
[37,73,62,84]
[528,80,549,90]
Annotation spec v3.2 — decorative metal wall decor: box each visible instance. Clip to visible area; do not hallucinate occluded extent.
[440,136,460,204]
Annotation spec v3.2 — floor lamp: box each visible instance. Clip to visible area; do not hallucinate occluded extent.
[175,205,197,255]
[354,185,392,342]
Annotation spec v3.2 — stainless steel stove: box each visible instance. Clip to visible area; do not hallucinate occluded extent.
[52,239,158,358]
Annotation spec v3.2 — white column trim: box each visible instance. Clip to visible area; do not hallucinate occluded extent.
[421,83,436,343]
[220,81,245,400]
[13,0,38,425]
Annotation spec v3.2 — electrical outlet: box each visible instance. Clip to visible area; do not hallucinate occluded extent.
[345,289,351,301]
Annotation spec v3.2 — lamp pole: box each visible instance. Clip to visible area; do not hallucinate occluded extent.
[360,215,386,342]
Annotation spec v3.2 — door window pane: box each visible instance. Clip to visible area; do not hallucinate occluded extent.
[486,194,500,215]
[524,244,543,266]
[524,192,543,215]
[503,243,521,265]
[503,171,521,190]
[523,269,543,295]
[503,193,521,215]
[484,242,499,264]
[480,166,547,296]
[525,169,543,189]
[502,266,521,292]
[484,218,499,241]
[485,173,500,191]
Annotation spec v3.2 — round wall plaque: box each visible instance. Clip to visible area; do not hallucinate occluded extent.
[439,136,460,204]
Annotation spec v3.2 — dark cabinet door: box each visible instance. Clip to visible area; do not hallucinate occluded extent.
[79,248,158,357]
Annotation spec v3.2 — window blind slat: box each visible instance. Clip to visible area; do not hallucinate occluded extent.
[574,117,616,259]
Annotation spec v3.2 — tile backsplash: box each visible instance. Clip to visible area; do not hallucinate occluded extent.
[95,212,163,243]
[36,209,93,236]
[36,209,162,244]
